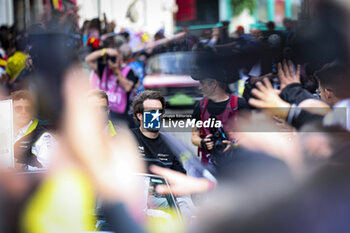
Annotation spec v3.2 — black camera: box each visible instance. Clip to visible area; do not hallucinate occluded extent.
[107,55,117,63]
[209,126,228,155]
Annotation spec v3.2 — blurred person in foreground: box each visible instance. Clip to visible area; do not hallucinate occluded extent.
[19,66,146,233]
[189,157,350,233]
[86,44,139,126]
[10,90,55,170]
[189,114,350,233]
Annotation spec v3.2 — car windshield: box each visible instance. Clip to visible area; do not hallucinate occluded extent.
[144,176,176,210]
[146,52,193,75]
[142,176,182,224]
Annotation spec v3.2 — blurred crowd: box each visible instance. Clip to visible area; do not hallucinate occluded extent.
[1,0,350,233]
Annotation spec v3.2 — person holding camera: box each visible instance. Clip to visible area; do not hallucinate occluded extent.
[85,44,138,125]
[191,77,250,165]
[191,53,249,164]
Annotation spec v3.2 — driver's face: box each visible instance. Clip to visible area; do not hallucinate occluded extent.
[140,99,163,132]
[88,95,110,125]
[13,99,34,129]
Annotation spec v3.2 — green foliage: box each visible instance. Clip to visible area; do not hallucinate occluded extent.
[230,0,256,16]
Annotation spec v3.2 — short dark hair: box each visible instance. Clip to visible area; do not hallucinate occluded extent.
[9,90,36,108]
[213,79,228,91]
[203,79,228,93]
[132,90,166,124]
[88,90,109,105]
[314,62,350,99]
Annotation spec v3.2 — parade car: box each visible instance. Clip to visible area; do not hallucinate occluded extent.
[144,52,201,108]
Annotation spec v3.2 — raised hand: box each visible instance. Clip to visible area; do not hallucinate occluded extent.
[278,60,301,90]
[249,78,291,120]
[62,66,145,207]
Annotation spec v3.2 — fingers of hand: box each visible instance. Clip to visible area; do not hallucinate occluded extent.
[155,184,170,195]
[204,138,211,143]
[282,60,290,78]
[223,144,232,152]
[274,89,281,95]
[263,73,273,79]
[107,60,115,66]
[255,81,268,93]
[278,63,286,81]
[287,60,295,77]
[249,98,268,109]
[251,88,266,101]
[206,142,214,150]
[263,78,273,90]
[296,64,301,80]
[150,165,185,182]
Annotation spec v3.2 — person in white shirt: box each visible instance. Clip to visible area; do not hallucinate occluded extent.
[11,90,55,171]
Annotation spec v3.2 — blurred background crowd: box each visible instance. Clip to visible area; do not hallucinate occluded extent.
[1,0,350,233]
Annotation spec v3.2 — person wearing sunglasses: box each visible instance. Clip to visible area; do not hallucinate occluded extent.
[131,90,186,174]
[88,89,117,136]
[11,90,56,170]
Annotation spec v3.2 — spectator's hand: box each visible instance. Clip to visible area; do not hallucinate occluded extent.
[108,59,119,73]
[222,140,234,152]
[62,66,145,209]
[150,165,212,196]
[278,60,301,90]
[249,78,291,120]
[105,48,118,57]
[250,73,274,85]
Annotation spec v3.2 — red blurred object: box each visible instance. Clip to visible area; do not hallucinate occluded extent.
[87,37,100,49]
[52,0,63,11]
[175,0,196,21]
[275,0,286,24]
[237,26,244,31]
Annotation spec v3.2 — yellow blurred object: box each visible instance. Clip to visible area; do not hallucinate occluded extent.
[238,79,245,96]
[52,0,63,11]
[142,33,150,42]
[21,168,96,233]
[145,208,185,233]
[108,120,117,136]
[5,51,28,80]
[0,58,7,67]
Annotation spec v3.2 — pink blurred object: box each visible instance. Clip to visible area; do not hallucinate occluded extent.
[143,74,199,88]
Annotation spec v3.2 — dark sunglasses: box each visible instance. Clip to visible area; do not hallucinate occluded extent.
[143,109,163,114]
